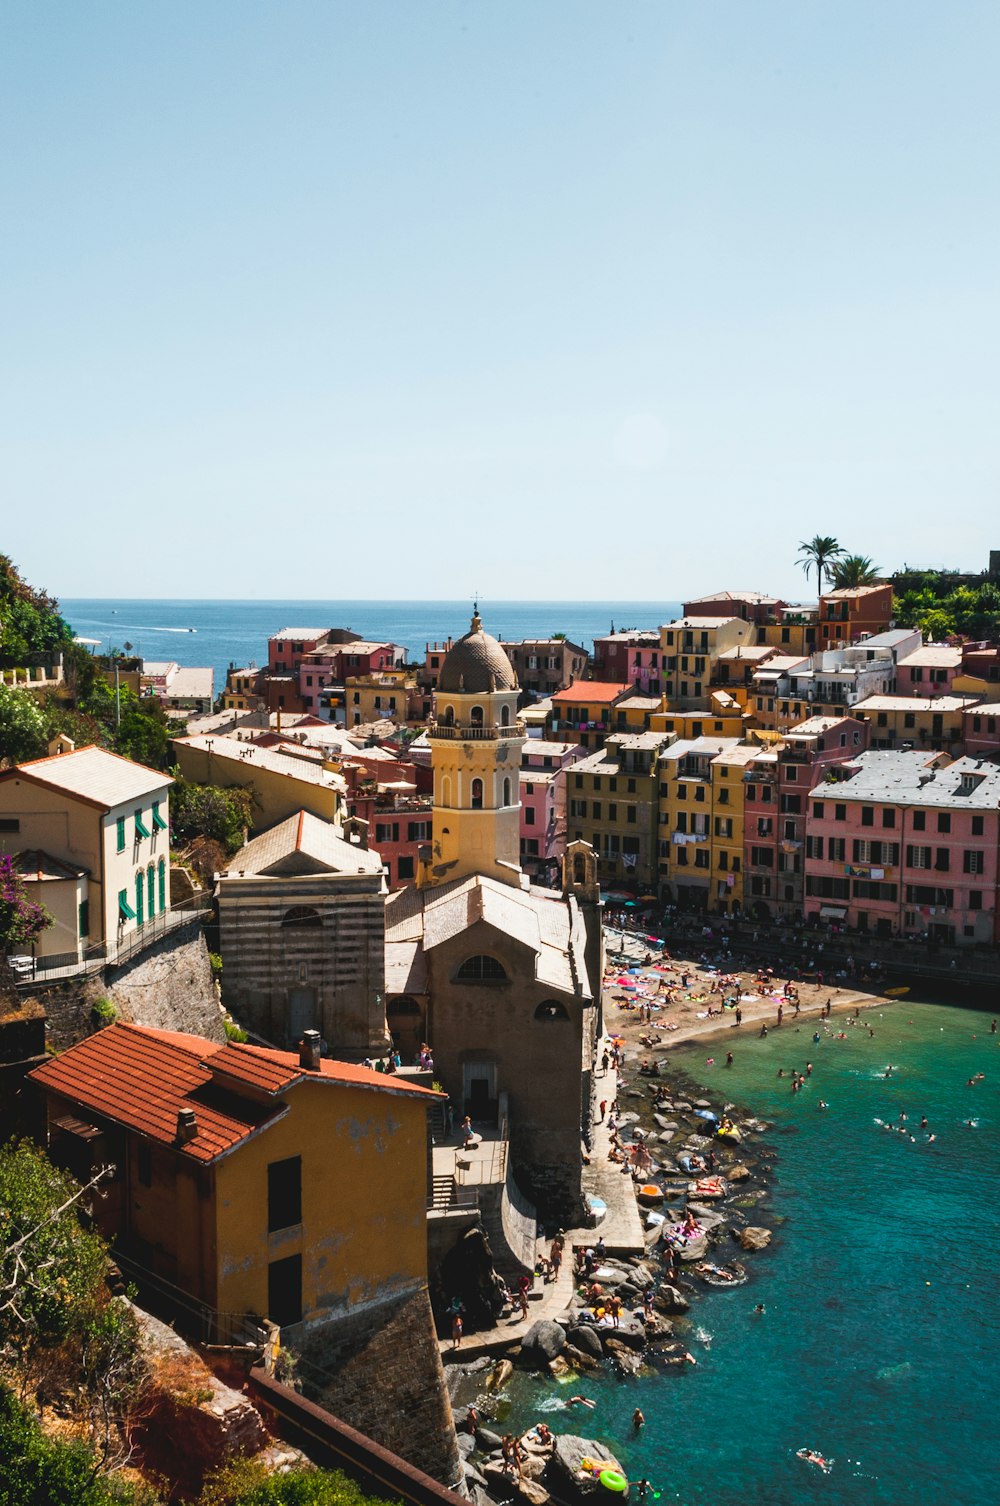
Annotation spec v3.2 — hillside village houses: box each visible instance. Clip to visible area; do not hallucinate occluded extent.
[0,741,172,964]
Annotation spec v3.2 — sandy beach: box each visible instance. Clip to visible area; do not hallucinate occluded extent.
[600,924,895,1060]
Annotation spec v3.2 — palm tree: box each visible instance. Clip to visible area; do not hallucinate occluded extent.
[796,536,844,596]
[829,555,881,589]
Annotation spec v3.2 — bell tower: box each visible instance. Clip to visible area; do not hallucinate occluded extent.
[421,611,526,890]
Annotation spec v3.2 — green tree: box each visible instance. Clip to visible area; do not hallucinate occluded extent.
[828,554,881,589]
[198,1457,400,1506]
[0,556,73,662]
[0,684,48,765]
[169,777,255,855]
[795,536,844,596]
[0,1385,158,1506]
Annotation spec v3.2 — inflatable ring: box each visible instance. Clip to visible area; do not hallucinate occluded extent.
[599,1470,628,1493]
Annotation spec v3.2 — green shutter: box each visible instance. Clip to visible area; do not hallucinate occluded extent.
[135,874,144,927]
[134,809,151,839]
[151,802,167,831]
[118,889,136,921]
[147,865,155,917]
[158,859,166,912]
[116,817,126,852]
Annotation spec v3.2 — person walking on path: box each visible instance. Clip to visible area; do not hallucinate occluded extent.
[549,1235,564,1282]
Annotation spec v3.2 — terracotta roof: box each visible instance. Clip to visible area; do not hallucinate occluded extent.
[2,745,172,810]
[227,810,385,878]
[29,1024,438,1165]
[550,681,631,705]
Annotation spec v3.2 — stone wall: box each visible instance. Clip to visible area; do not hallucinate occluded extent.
[35,926,224,1052]
[292,1285,462,1489]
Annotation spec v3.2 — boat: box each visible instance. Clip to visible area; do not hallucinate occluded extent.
[885,985,910,998]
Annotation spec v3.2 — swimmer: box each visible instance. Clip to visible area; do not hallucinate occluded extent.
[752,1302,766,1316]
[567,1395,596,1409]
[632,1407,645,1431]
[818,1100,828,1110]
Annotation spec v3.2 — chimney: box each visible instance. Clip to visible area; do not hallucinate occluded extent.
[176,1107,198,1144]
[299,1029,322,1070]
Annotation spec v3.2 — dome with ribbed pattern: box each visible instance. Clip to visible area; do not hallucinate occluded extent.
[438,612,518,694]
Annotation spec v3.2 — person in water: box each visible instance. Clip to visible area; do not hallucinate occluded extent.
[632,1407,645,1431]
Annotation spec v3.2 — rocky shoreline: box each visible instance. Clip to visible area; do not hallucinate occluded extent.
[444,1062,777,1505]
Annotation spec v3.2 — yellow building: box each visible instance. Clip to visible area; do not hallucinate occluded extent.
[565,732,668,895]
[651,700,748,741]
[422,612,525,889]
[31,1022,436,1331]
[548,681,633,750]
[706,743,759,914]
[172,733,345,831]
[345,669,422,727]
[660,617,755,709]
[850,694,980,752]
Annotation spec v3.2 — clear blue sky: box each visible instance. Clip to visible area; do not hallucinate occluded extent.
[2,2,998,601]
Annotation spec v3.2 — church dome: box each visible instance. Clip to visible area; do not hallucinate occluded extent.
[438,612,518,694]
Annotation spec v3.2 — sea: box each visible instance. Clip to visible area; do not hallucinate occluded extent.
[498,999,999,1506]
[60,599,683,695]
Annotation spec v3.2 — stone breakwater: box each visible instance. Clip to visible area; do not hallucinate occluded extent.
[445,1070,776,1505]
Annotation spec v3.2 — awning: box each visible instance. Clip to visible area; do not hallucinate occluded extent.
[152,807,167,832]
[119,893,137,921]
[134,812,151,839]
[819,905,848,919]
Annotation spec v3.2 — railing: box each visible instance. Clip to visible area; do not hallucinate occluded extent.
[426,720,525,741]
[113,1247,268,1348]
[12,895,212,983]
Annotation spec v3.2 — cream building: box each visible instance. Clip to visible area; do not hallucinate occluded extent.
[172,735,345,832]
[0,741,173,961]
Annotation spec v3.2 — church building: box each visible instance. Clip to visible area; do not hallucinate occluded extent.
[384,611,602,1221]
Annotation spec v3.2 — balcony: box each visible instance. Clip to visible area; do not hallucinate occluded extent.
[427,718,526,742]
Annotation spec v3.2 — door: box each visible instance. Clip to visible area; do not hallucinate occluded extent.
[287,987,317,1047]
[463,1061,498,1124]
[267,1255,302,1327]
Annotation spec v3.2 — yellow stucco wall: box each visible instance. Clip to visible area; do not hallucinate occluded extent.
[172,741,342,831]
[214,1078,430,1325]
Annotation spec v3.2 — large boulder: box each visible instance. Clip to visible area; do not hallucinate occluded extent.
[548,1435,627,1502]
[738,1226,772,1251]
[727,1163,751,1182]
[520,1319,567,1363]
[567,1324,604,1361]
[654,1284,690,1314]
[605,1339,644,1374]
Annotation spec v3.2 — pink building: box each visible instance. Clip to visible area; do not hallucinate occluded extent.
[962,704,1000,758]
[297,641,404,717]
[804,750,1000,945]
[895,645,962,695]
[268,628,332,677]
[519,741,587,883]
[592,631,663,694]
[743,716,868,920]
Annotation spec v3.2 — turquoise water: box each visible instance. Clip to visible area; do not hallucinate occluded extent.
[503,1001,1000,1506]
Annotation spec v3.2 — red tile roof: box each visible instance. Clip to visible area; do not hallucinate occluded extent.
[550,681,632,705]
[29,1024,437,1164]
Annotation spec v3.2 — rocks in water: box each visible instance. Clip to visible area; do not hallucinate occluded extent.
[694,1099,712,1109]
[684,1133,712,1150]
[477,1427,503,1452]
[486,1358,514,1392]
[727,1163,751,1182]
[674,1100,693,1112]
[567,1324,604,1361]
[548,1435,625,1502]
[653,1113,674,1130]
[654,1284,690,1314]
[520,1320,567,1363]
[516,1476,552,1505]
[457,1432,478,1457]
[605,1338,644,1374]
[677,1235,708,1262]
[737,1225,772,1251]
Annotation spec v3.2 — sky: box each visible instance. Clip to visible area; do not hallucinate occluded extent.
[2,2,998,602]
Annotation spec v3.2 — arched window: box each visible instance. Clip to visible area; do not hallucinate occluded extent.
[471,704,484,726]
[441,776,451,807]
[574,854,586,884]
[147,864,155,918]
[158,858,166,912]
[281,906,322,929]
[441,704,455,726]
[534,1000,569,1021]
[135,873,144,928]
[502,777,512,807]
[455,955,508,983]
[500,704,511,727]
[471,778,484,809]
